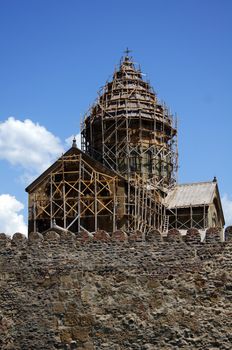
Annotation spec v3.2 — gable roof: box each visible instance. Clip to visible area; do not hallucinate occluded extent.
[25,146,125,193]
[164,181,217,208]
[164,180,225,225]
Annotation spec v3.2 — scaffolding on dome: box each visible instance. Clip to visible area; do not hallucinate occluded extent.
[82,54,178,192]
[81,52,178,232]
[26,52,226,236]
[26,52,178,235]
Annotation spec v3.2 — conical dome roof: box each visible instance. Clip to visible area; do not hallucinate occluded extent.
[82,52,178,193]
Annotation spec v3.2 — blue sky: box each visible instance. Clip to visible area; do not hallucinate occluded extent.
[0,0,232,234]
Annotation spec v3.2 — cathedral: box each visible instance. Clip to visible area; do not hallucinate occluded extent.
[26,52,224,236]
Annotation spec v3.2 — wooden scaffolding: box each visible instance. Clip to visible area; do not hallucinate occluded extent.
[165,204,208,231]
[28,153,120,233]
[26,52,177,234]
[81,53,177,232]
[27,149,164,234]
[81,53,178,194]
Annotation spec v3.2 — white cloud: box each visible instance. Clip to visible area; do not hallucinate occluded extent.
[0,118,83,236]
[65,133,81,149]
[222,194,232,227]
[0,194,27,236]
[0,117,64,179]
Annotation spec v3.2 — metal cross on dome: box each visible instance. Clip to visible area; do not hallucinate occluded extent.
[124,48,132,56]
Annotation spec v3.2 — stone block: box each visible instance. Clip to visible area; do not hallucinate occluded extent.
[76,231,93,242]
[225,226,232,241]
[81,342,94,350]
[28,231,44,241]
[60,329,72,343]
[166,229,182,242]
[12,232,27,245]
[185,228,201,244]
[93,230,110,242]
[79,314,94,327]
[59,230,76,241]
[44,230,60,241]
[205,227,221,243]
[64,312,80,326]
[71,327,90,342]
[0,233,11,247]
[129,230,144,242]
[52,302,65,313]
[145,229,162,242]
[111,230,128,242]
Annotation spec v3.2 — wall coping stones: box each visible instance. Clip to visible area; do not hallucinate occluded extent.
[205,227,221,243]
[44,230,60,241]
[12,232,27,241]
[28,231,44,241]
[0,233,11,247]
[129,230,144,242]
[12,232,27,245]
[184,228,201,244]
[225,226,232,241]
[145,229,162,242]
[111,230,128,242]
[0,233,9,240]
[76,231,93,242]
[166,229,182,242]
[0,226,230,249]
[59,230,76,241]
[93,230,110,242]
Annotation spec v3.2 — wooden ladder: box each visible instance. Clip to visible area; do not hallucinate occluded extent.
[163,215,169,233]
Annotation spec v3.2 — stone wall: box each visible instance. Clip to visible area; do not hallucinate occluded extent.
[0,228,232,349]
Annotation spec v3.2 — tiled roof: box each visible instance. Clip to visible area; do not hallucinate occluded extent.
[164,182,217,208]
